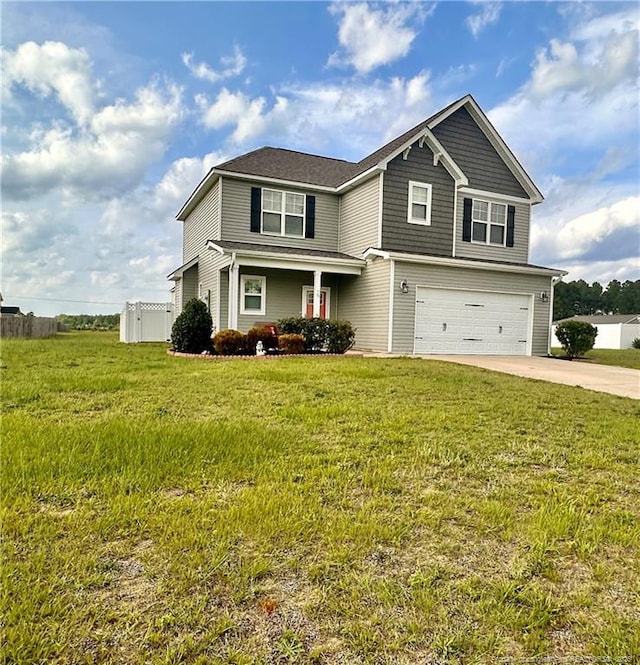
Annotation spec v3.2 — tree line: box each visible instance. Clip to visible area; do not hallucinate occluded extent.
[56,314,120,330]
[554,280,640,321]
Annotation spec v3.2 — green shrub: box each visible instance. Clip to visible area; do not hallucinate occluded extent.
[246,326,279,354]
[555,320,598,359]
[278,317,354,353]
[326,320,356,354]
[170,299,212,353]
[632,338,640,350]
[213,329,246,355]
[278,333,305,354]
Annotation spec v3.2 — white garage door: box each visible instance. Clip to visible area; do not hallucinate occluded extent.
[414,287,531,355]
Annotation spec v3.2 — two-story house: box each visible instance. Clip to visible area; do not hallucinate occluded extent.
[168,94,565,355]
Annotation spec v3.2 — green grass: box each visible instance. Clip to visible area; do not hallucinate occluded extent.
[2,332,639,664]
[551,347,640,370]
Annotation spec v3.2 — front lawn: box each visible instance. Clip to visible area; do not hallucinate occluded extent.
[551,347,640,370]
[2,332,638,664]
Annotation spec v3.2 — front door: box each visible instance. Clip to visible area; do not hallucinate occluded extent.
[303,287,329,318]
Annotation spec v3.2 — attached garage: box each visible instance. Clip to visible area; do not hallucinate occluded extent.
[414,287,532,355]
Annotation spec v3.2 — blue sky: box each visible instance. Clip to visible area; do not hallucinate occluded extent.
[2,1,638,316]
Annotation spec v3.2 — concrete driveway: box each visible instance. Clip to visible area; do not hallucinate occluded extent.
[424,355,640,399]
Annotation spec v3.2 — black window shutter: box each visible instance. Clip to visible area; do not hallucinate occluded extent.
[506,205,515,247]
[462,198,472,242]
[250,187,261,233]
[305,195,315,239]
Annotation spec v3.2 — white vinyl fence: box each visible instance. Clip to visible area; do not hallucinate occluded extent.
[120,302,174,343]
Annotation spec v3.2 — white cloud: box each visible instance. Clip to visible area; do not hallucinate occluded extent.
[488,7,639,285]
[182,45,247,83]
[195,73,433,155]
[466,2,502,38]
[327,2,431,74]
[533,195,639,262]
[2,40,96,125]
[2,78,183,202]
[529,31,638,99]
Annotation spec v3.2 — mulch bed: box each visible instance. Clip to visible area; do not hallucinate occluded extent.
[167,350,363,360]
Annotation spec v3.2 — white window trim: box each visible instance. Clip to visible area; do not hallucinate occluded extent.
[240,274,266,316]
[470,198,507,247]
[407,180,432,226]
[301,286,331,319]
[261,188,306,238]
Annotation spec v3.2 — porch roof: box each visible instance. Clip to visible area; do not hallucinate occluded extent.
[207,240,365,275]
[166,255,198,281]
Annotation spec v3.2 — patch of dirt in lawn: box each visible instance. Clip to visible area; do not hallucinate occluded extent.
[95,539,157,611]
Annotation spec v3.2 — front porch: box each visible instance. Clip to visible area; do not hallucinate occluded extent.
[207,241,365,332]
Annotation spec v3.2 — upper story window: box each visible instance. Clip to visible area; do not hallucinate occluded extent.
[408,181,432,226]
[463,196,516,248]
[471,199,506,246]
[262,189,305,237]
[251,187,315,239]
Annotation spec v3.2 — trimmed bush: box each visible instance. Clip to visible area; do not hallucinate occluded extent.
[170,299,212,353]
[278,317,353,353]
[246,326,279,354]
[555,320,598,359]
[632,338,640,350]
[278,333,305,355]
[326,320,356,354]
[213,329,246,355]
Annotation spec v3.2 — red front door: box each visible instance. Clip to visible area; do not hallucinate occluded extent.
[305,289,327,318]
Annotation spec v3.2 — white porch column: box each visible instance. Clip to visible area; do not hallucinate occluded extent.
[229,262,239,330]
[313,269,322,318]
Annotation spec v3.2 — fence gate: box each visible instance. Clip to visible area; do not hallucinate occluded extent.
[120,302,174,343]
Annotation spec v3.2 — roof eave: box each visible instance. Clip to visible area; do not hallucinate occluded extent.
[176,170,219,221]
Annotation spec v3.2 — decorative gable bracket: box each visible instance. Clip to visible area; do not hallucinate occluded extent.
[402,146,412,160]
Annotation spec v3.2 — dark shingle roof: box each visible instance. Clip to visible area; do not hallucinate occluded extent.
[214,97,466,188]
[216,147,358,188]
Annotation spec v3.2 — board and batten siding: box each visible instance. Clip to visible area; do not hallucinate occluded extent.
[235,269,338,332]
[337,258,390,352]
[183,179,220,262]
[381,143,455,257]
[455,194,530,264]
[221,177,340,251]
[339,175,380,255]
[391,261,553,356]
[432,107,529,199]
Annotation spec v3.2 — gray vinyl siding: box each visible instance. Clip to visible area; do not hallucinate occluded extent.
[381,142,455,256]
[221,177,340,251]
[181,265,198,308]
[173,278,182,313]
[183,179,220,262]
[236,269,338,332]
[432,107,528,199]
[391,260,552,356]
[337,258,389,352]
[339,175,380,255]
[456,194,530,263]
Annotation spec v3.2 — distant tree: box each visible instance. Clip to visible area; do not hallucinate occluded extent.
[56,313,120,330]
[554,279,640,320]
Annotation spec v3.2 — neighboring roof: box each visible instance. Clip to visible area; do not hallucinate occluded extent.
[177,94,542,220]
[554,314,640,325]
[208,239,363,263]
[0,306,22,315]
